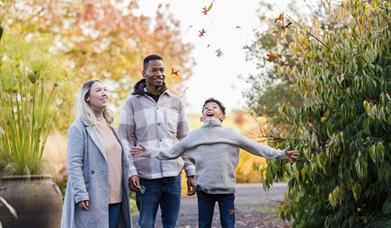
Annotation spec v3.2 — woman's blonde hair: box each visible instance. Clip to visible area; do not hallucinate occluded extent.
[75,79,113,126]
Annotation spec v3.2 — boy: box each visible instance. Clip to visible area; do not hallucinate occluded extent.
[131,98,299,228]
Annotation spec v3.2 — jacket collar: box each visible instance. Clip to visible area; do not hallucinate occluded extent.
[131,79,168,97]
[202,118,223,128]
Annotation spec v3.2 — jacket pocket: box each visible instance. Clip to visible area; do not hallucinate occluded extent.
[164,109,178,134]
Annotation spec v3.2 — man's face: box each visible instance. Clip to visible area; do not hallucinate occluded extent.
[143,59,165,88]
[201,102,226,122]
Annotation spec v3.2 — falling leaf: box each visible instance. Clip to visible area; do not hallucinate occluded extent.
[171,67,180,77]
[274,13,284,23]
[206,44,210,48]
[202,1,214,15]
[198,28,206,37]
[266,51,278,61]
[215,49,223,57]
[242,45,252,51]
[201,7,207,15]
[282,22,293,30]
[235,25,241,29]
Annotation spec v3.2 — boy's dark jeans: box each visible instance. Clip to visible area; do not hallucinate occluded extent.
[197,190,235,228]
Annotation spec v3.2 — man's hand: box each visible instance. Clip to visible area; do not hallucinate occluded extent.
[129,175,141,192]
[130,144,146,157]
[284,149,299,163]
[186,176,196,196]
[77,200,89,210]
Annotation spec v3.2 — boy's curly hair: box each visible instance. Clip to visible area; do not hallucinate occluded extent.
[202,98,226,115]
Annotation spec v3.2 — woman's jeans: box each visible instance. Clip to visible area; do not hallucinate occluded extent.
[109,203,121,228]
[136,175,181,228]
[197,190,235,228]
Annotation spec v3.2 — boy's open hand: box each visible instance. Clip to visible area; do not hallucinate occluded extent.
[130,144,146,157]
[284,149,299,163]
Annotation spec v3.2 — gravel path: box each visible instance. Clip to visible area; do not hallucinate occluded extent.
[132,183,290,227]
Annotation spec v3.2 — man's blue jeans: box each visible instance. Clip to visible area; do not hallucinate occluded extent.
[136,175,181,228]
[197,190,235,228]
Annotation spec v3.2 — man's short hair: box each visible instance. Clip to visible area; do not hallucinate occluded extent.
[202,98,226,115]
[143,54,163,70]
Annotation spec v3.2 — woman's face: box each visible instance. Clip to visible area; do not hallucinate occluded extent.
[86,81,109,112]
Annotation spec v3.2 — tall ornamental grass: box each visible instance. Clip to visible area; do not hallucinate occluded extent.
[0,27,66,175]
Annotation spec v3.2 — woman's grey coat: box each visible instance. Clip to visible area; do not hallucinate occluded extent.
[61,119,132,228]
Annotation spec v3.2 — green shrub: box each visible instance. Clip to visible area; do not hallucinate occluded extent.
[263,1,391,227]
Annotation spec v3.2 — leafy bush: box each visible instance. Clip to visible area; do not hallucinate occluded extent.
[262,1,391,227]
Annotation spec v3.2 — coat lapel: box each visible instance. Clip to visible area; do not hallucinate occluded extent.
[81,119,107,161]
[111,128,129,167]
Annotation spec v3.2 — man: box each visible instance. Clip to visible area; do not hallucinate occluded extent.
[119,54,195,228]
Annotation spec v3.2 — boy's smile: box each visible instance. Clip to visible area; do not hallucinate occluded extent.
[206,111,214,117]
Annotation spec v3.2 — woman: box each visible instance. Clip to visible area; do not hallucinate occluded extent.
[61,80,132,228]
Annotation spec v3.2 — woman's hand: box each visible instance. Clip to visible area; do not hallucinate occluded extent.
[284,149,299,163]
[130,144,146,157]
[77,200,89,210]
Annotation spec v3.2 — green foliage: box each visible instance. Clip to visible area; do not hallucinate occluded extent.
[261,1,391,227]
[243,3,305,133]
[0,27,68,175]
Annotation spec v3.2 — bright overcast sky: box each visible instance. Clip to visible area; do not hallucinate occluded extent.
[137,0,262,113]
[136,1,334,113]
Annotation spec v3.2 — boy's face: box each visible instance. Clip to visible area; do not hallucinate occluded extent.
[200,102,226,122]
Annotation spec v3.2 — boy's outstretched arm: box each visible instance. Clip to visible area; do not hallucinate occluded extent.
[233,129,299,162]
[130,140,188,160]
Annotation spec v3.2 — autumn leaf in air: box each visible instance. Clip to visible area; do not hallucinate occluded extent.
[274,13,284,23]
[171,67,180,77]
[266,51,278,61]
[215,49,223,57]
[202,1,214,15]
[198,28,206,37]
[242,45,252,51]
[282,22,293,30]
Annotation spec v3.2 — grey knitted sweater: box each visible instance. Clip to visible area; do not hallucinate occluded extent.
[143,118,285,194]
